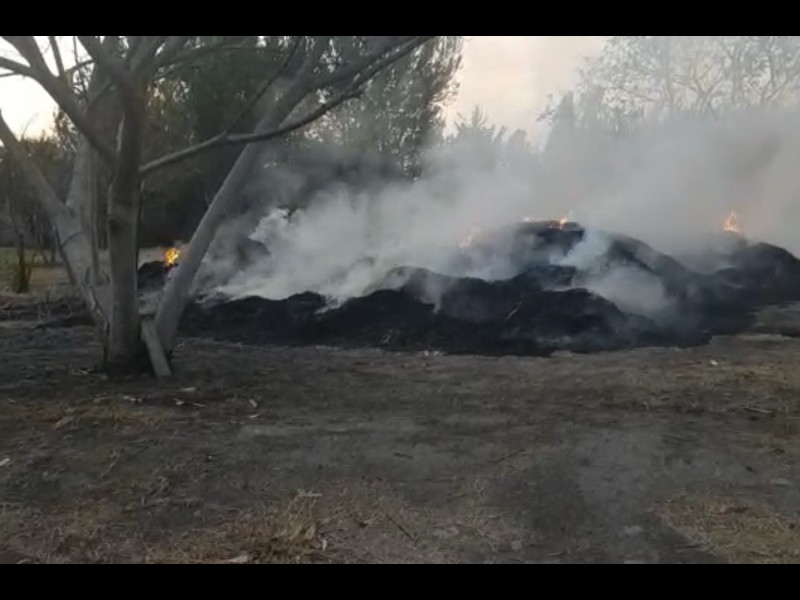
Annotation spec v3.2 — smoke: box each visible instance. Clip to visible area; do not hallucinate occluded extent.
[205,105,800,318]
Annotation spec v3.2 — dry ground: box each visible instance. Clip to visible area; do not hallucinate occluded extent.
[1,312,800,563]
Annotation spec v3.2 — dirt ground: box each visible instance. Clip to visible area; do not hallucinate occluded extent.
[1,308,800,564]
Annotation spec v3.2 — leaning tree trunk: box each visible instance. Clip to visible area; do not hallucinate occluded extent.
[0,114,110,333]
[154,82,317,352]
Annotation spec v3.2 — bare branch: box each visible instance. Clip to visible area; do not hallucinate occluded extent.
[48,36,68,84]
[153,40,287,82]
[313,36,427,90]
[140,87,361,175]
[78,35,133,92]
[130,36,168,75]
[0,55,34,77]
[140,36,429,177]
[3,36,52,77]
[3,36,116,163]
[0,111,69,221]
[222,36,303,135]
[154,36,192,69]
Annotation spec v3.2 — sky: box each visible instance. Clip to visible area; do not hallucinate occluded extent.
[445,36,606,141]
[0,36,607,144]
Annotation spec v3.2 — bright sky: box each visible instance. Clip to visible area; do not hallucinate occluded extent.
[0,36,607,143]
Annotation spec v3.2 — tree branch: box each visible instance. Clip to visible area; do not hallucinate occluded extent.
[0,111,69,221]
[3,36,116,164]
[130,36,168,75]
[0,55,34,77]
[222,36,303,135]
[313,36,426,91]
[140,36,429,177]
[154,36,192,69]
[78,35,133,92]
[141,88,360,176]
[48,35,68,84]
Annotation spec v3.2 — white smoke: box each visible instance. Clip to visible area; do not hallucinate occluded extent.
[208,105,800,316]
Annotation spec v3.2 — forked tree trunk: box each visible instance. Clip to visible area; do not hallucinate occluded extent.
[2,36,430,375]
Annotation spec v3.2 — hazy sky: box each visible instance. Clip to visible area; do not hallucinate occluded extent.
[0,36,607,143]
[446,36,606,141]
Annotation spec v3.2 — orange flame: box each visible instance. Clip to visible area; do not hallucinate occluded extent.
[163,246,181,267]
[723,211,740,233]
[550,210,573,229]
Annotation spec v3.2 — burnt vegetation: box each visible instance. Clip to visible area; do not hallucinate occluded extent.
[157,221,800,356]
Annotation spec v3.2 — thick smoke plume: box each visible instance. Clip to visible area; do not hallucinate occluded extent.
[204,107,800,317]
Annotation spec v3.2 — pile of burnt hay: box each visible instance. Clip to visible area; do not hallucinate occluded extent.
[37,220,800,357]
[180,221,799,355]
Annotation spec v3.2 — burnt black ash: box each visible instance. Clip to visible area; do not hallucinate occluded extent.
[177,221,798,355]
[47,221,800,357]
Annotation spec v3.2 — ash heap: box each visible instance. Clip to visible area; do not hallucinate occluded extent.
[155,215,800,357]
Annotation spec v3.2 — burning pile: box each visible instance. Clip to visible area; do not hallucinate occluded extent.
[174,212,800,356]
[163,246,181,267]
[138,244,183,291]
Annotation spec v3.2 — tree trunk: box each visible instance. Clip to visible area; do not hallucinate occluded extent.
[105,100,147,373]
[106,200,144,371]
[0,114,110,332]
[155,87,310,351]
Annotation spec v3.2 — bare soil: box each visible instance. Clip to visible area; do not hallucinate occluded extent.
[1,314,800,563]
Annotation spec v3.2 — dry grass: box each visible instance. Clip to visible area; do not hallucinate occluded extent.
[0,246,167,297]
[145,492,334,564]
[142,476,522,565]
[656,494,800,563]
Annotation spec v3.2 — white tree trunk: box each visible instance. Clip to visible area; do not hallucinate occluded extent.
[0,111,110,331]
[154,72,321,351]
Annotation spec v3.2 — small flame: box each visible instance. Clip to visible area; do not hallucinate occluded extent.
[458,227,482,249]
[549,210,573,229]
[163,246,181,267]
[723,211,741,233]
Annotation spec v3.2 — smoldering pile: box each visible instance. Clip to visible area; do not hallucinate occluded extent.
[169,220,800,356]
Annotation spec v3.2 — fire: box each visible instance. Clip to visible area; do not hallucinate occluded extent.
[458,227,482,249]
[552,210,573,229]
[163,246,181,267]
[723,211,741,233]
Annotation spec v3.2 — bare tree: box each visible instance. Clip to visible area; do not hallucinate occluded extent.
[0,35,432,374]
[575,36,800,123]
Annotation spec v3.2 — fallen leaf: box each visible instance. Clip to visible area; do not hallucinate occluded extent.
[248,399,258,409]
[181,387,197,394]
[53,416,75,430]
[770,478,792,487]
[710,360,719,366]
[175,400,186,407]
[224,553,250,564]
[298,490,322,498]
[0,457,10,468]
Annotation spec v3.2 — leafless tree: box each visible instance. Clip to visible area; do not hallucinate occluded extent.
[577,36,800,122]
[0,35,432,374]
